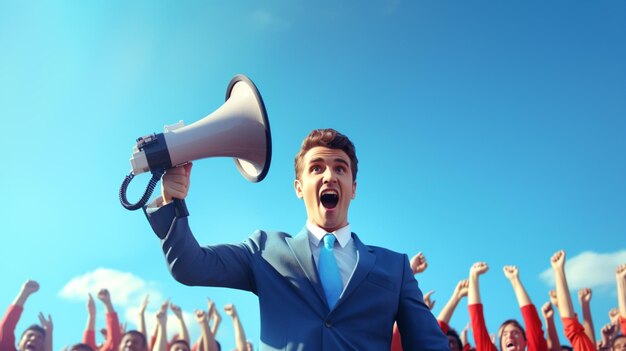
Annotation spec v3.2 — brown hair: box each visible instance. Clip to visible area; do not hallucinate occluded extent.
[498,319,527,349]
[294,128,358,181]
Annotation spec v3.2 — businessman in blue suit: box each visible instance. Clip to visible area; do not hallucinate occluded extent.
[144,128,449,350]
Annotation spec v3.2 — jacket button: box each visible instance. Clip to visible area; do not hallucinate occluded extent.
[325,321,332,328]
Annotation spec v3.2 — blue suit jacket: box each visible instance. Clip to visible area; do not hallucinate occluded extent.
[145,202,449,351]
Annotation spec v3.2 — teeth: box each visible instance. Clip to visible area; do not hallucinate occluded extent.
[321,190,338,195]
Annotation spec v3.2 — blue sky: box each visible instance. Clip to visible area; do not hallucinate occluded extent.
[1,1,625,350]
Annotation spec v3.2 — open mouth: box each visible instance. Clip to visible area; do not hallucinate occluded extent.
[506,342,515,351]
[320,190,339,209]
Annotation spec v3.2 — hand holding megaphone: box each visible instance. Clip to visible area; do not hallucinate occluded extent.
[120,74,271,211]
[161,163,192,205]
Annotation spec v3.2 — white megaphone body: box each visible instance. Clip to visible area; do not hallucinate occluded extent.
[120,74,271,211]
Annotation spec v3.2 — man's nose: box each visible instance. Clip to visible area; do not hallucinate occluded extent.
[323,168,337,183]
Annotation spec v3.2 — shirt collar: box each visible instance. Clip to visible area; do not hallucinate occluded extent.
[306,222,352,248]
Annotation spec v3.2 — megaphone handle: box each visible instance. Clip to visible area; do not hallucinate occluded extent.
[172,198,189,218]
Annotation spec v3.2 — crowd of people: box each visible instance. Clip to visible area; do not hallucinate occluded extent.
[0,281,253,351]
[2,249,624,351]
[391,250,626,351]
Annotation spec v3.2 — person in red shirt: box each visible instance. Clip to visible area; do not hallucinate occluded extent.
[82,289,121,351]
[549,250,595,351]
[467,262,548,351]
[0,280,52,351]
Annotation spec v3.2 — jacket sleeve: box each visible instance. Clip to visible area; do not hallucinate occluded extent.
[144,200,258,292]
[396,255,450,351]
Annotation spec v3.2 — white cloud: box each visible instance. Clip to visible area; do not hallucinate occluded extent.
[59,268,162,306]
[59,268,197,340]
[539,250,626,291]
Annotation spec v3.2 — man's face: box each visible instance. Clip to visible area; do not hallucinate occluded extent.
[118,333,146,351]
[18,330,44,351]
[500,324,527,351]
[295,146,356,232]
[614,336,626,351]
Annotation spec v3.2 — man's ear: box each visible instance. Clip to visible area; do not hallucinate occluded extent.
[351,181,357,199]
[294,179,303,199]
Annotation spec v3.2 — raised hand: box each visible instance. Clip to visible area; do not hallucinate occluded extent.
[468,262,489,305]
[207,298,215,315]
[159,299,169,314]
[470,262,489,278]
[170,302,183,319]
[503,265,519,281]
[617,264,626,280]
[410,252,428,275]
[97,288,115,313]
[608,308,618,324]
[38,312,53,332]
[550,250,566,270]
[578,288,592,305]
[97,289,111,303]
[195,309,207,323]
[38,312,53,351]
[454,279,469,299]
[549,290,558,308]
[208,298,221,336]
[600,323,615,342]
[423,291,436,310]
[541,302,554,319]
[87,293,95,316]
[156,309,167,325]
[22,280,40,295]
[139,294,149,314]
[224,304,238,318]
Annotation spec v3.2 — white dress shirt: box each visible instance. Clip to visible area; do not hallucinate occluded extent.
[306,222,358,294]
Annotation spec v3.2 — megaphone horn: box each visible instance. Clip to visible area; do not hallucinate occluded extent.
[120,74,271,211]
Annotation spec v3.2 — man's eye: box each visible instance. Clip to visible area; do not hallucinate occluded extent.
[336,167,345,173]
[311,166,321,172]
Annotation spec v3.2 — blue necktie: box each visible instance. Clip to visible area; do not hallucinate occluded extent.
[319,234,343,308]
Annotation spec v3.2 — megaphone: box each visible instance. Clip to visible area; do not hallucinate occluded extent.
[120,74,271,211]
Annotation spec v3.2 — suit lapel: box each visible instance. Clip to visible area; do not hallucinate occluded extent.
[261,227,327,308]
[334,233,375,309]
[286,227,328,305]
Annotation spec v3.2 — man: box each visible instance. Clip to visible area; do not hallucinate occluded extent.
[1,280,52,351]
[118,330,148,351]
[144,128,448,350]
